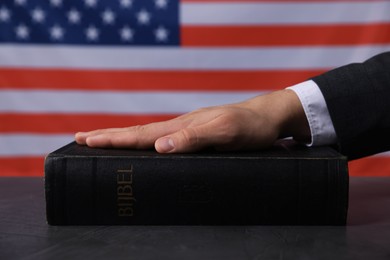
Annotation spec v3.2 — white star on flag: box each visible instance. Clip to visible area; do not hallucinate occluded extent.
[119,26,134,41]
[155,0,168,9]
[102,9,115,25]
[85,25,99,41]
[50,25,65,40]
[85,0,98,8]
[120,0,132,9]
[136,9,151,25]
[0,6,11,22]
[31,7,46,23]
[67,9,82,24]
[15,24,29,39]
[50,0,63,7]
[155,26,168,42]
[14,0,26,6]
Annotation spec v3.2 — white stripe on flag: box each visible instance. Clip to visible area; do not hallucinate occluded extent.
[0,45,389,69]
[0,90,263,114]
[181,1,390,25]
[0,134,74,156]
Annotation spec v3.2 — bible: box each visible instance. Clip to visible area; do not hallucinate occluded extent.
[44,141,349,225]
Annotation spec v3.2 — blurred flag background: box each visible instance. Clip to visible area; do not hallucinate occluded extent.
[0,0,389,176]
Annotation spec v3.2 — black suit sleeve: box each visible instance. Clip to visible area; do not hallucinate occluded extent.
[312,52,390,160]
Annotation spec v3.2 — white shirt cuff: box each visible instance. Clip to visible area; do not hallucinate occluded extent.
[287,80,337,146]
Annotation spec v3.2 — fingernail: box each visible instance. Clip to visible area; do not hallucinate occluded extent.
[156,137,175,153]
[75,132,87,143]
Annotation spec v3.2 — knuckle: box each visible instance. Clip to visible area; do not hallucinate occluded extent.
[179,128,199,147]
[132,125,145,133]
[131,125,146,148]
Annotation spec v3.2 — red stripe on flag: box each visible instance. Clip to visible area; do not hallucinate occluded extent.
[0,68,326,91]
[0,114,178,133]
[182,24,390,46]
[349,157,390,177]
[0,157,44,177]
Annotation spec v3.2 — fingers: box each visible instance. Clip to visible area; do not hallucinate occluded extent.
[75,119,184,149]
[75,127,127,145]
[74,107,220,150]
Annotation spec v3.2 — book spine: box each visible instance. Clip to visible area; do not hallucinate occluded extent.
[45,155,348,225]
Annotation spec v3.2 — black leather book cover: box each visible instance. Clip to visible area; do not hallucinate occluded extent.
[45,141,349,225]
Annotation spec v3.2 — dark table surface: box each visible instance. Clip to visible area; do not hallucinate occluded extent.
[1,177,390,260]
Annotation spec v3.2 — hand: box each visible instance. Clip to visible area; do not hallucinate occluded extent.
[75,90,310,153]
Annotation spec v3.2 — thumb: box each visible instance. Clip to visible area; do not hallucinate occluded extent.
[155,127,210,153]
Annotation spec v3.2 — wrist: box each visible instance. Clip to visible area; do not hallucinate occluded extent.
[242,90,311,143]
[277,89,311,142]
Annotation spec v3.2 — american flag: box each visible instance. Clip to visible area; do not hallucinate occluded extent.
[1,0,390,176]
